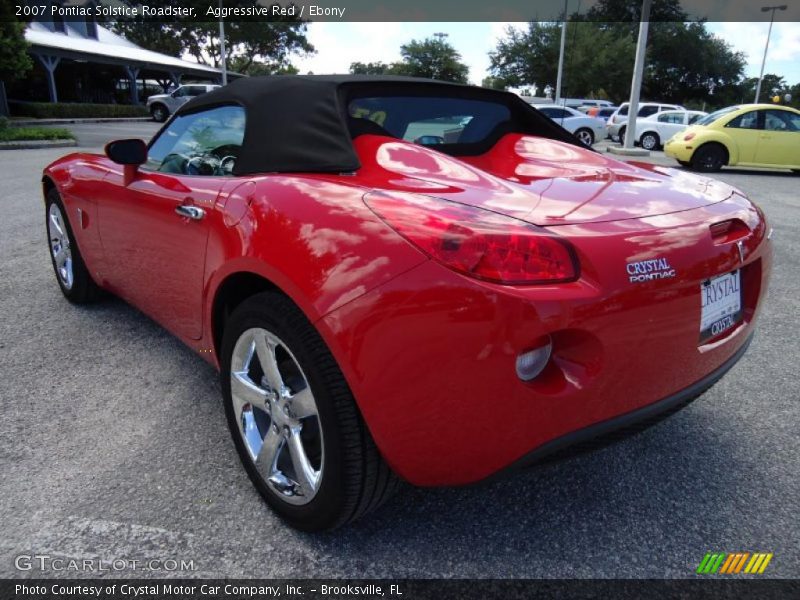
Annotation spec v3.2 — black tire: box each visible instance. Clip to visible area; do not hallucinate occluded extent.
[690,144,726,172]
[45,188,101,304]
[640,131,660,150]
[617,126,627,143]
[574,127,594,146]
[220,292,399,531]
[150,103,169,122]
[678,160,691,168]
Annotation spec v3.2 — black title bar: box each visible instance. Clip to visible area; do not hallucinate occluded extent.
[4,579,800,600]
[8,0,800,23]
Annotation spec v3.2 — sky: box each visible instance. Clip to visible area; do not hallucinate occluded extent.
[292,21,800,90]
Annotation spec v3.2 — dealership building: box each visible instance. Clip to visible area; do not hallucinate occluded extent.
[8,8,224,107]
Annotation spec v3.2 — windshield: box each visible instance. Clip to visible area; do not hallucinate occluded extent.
[695,106,739,126]
[347,96,511,147]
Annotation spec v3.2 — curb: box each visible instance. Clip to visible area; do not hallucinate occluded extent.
[0,139,78,150]
[606,146,651,157]
[9,117,152,126]
[603,144,675,167]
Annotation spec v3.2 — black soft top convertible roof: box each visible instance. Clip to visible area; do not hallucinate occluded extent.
[177,75,583,176]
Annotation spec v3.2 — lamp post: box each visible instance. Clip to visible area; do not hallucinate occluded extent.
[555,0,568,104]
[622,0,651,149]
[754,5,787,103]
[219,0,228,85]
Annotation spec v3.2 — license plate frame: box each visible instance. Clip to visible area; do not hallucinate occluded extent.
[700,270,743,343]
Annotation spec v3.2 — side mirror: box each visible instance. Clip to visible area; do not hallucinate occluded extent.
[105,139,147,165]
[105,139,147,186]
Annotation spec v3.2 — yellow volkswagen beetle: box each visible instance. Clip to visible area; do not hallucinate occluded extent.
[664,104,800,173]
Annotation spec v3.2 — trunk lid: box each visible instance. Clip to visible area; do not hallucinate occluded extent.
[354,134,736,226]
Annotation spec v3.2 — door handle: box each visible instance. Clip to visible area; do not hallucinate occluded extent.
[175,205,205,220]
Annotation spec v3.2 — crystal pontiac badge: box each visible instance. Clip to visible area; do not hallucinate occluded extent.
[626,257,676,283]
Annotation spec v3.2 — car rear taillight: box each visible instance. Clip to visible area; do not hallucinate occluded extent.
[364,192,578,285]
[684,132,696,141]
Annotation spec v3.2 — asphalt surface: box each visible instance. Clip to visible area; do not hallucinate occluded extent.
[1,123,798,579]
[40,121,162,148]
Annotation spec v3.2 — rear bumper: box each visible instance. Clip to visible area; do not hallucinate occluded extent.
[607,122,624,138]
[489,332,753,479]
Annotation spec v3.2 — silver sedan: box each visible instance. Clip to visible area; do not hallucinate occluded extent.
[534,105,607,146]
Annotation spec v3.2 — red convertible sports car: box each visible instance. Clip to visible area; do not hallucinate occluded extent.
[43,76,772,530]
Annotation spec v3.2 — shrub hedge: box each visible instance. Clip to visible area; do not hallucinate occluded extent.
[0,126,75,142]
[9,101,149,119]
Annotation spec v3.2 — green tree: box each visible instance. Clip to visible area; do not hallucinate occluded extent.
[0,3,32,116]
[488,22,634,101]
[488,23,560,91]
[583,0,745,106]
[349,35,469,83]
[395,35,469,83]
[113,1,313,75]
[489,7,745,106]
[0,4,32,82]
[349,61,395,75]
[789,83,800,109]
[229,57,299,77]
[481,75,508,90]
[734,74,790,104]
[638,21,744,105]
[585,0,688,24]
[111,21,184,57]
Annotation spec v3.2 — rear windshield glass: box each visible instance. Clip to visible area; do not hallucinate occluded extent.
[347,96,511,147]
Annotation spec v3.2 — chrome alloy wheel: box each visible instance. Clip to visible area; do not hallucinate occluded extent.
[230,327,323,505]
[641,133,658,150]
[575,128,594,146]
[152,105,167,122]
[48,203,73,290]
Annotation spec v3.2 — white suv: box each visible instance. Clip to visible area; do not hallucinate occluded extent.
[606,102,685,142]
[147,84,221,122]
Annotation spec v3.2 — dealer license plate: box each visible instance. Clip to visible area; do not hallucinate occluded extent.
[700,270,742,343]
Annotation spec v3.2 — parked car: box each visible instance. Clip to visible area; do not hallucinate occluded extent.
[586,106,619,122]
[664,104,800,172]
[146,84,221,122]
[607,102,685,142]
[43,76,771,530]
[535,104,607,146]
[633,110,708,150]
[560,98,616,110]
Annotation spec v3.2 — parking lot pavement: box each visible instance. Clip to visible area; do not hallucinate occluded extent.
[1,127,798,579]
[41,121,162,148]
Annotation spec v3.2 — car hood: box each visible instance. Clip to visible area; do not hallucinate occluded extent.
[353,133,736,226]
[147,93,169,102]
